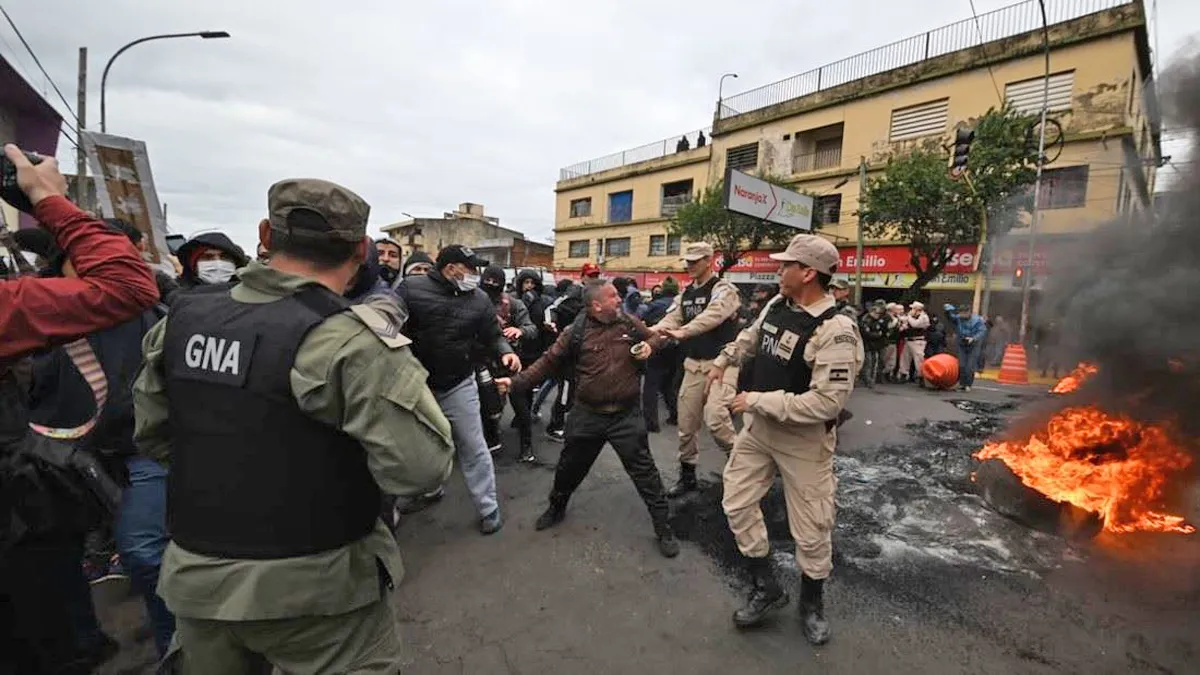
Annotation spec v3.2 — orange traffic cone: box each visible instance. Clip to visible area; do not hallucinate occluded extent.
[997,344,1029,385]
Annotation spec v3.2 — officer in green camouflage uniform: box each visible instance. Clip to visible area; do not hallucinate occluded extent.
[133,178,454,674]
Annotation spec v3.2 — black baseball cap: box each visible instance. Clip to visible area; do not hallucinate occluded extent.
[436,244,489,270]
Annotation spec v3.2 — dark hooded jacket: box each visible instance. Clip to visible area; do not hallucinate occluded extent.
[345,243,406,328]
[176,232,250,292]
[512,269,551,356]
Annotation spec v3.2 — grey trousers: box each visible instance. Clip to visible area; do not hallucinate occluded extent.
[434,376,500,518]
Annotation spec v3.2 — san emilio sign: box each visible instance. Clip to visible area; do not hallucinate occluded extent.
[722,168,814,230]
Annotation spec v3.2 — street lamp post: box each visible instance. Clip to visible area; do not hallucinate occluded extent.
[100,31,231,132]
[718,73,738,115]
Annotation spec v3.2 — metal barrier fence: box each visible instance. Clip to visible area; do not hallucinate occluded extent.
[559,128,711,181]
[718,0,1132,119]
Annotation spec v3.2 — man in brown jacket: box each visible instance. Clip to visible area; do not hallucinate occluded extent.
[496,282,679,558]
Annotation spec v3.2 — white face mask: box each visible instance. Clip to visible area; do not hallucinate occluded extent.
[455,273,480,292]
[196,259,237,285]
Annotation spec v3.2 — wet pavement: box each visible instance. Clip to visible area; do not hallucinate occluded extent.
[98,380,1200,674]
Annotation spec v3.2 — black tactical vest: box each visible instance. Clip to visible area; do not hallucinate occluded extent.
[744,303,840,395]
[163,285,380,559]
[679,278,739,360]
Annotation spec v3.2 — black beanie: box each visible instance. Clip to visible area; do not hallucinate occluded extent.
[402,250,434,277]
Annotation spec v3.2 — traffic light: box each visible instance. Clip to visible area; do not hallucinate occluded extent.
[1012,265,1034,288]
[951,127,975,176]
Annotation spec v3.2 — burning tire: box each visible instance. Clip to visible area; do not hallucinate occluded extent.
[973,459,1104,540]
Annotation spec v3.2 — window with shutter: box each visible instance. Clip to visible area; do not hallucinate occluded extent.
[726,143,759,172]
[1004,71,1074,115]
[889,99,949,142]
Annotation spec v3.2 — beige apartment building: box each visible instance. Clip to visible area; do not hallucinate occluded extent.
[551,0,1159,303]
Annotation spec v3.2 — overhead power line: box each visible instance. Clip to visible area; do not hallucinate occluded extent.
[967,0,1004,105]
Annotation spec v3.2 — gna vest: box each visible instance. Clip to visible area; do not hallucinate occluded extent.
[163,285,380,559]
[679,278,739,360]
[743,303,841,396]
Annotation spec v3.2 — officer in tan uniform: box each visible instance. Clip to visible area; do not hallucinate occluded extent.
[707,233,863,645]
[133,179,455,673]
[649,242,743,497]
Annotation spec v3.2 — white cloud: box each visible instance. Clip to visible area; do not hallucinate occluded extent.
[2,0,1196,253]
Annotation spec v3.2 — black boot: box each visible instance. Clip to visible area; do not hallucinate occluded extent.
[666,463,697,498]
[535,493,569,531]
[655,524,680,558]
[733,556,789,628]
[799,574,830,645]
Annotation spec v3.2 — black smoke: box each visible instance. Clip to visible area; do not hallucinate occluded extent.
[1035,45,1200,452]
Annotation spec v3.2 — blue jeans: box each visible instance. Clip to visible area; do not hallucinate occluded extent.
[532,376,559,415]
[958,341,982,387]
[434,377,499,518]
[115,456,175,657]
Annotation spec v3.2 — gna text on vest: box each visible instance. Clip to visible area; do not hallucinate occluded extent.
[185,334,243,376]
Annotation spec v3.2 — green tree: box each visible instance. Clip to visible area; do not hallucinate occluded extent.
[858,105,1039,298]
[669,176,826,275]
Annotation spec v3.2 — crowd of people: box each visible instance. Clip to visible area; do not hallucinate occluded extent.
[1,142,874,672]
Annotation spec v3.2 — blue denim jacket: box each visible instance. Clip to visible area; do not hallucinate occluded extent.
[953,314,988,344]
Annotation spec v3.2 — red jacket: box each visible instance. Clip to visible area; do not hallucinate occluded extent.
[0,196,160,360]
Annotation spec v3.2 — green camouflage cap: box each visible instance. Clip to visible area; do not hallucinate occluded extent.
[268,178,370,242]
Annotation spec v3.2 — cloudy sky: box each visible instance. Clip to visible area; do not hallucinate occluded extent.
[4,0,1198,254]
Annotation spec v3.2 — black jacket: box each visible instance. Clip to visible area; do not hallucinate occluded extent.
[26,310,159,457]
[397,269,514,392]
[176,232,250,290]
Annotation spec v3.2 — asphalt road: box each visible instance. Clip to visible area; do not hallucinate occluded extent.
[98,380,1200,674]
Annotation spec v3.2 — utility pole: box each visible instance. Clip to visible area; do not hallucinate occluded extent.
[854,157,867,305]
[1018,0,1051,345]
[75,47,87,208]
[965,172,989,315]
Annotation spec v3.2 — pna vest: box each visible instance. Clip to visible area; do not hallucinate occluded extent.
[744,303,840,395]
[679,278,738,360]
[163,285,380,559]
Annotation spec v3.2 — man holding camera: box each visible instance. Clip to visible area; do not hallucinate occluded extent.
[0,144,160,673]
[0,144,159,359]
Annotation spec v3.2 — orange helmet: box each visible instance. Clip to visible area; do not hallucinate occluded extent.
[581,262,601,278]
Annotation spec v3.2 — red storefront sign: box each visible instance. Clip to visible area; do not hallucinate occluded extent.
[554,240,1067,286]
[722,245,978,274]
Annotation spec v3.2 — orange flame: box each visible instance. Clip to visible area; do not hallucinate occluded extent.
[1050,362,1099,394]
[975,406,1195,534]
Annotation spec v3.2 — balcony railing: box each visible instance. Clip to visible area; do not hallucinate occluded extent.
[718,0,1134,120]
[560,127,711,181]
[660,193,693,218]
[793,145,844,173]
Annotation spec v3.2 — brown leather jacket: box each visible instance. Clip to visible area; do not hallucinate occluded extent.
[512,311,660,407]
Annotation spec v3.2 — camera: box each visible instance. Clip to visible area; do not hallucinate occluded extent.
[1,146,45,215]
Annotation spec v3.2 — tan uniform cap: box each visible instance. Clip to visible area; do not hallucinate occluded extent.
[681,242,715,262]
[768,234,839,275]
